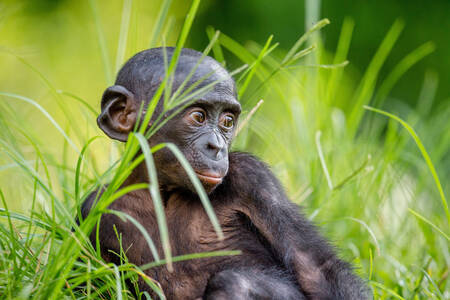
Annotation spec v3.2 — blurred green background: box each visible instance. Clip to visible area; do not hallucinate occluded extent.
[4,0,450,104]
[2,0,450,108]
[0,0,449,298]
[191,0,450,107]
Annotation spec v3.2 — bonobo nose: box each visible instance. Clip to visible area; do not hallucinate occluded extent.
[202,132,226,160]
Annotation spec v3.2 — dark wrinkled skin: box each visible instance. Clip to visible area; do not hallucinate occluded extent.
[80,47,370,300]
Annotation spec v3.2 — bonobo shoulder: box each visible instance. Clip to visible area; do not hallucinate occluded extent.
[228,151,271,174]
[226,152,284,196]
[78,188,105,222]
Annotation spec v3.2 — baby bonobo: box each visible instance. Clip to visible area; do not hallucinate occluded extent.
[81,47,370,299]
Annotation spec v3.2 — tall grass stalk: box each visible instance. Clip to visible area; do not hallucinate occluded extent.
[0,0,448,299]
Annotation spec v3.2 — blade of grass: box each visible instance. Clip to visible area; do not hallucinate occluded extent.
[168,30,220,105]
[0,209,53,232]
[285,44,316,66]
[218,31,257,67]
[408,208,449,241]
[245,28,322,101]
[282,18,329,65]
[149,0,173,48]
[371,281,405,300]
[365,105,449,224]
[57,90,98,116]
[92,250,240,296]
[115,0,133,73]
[0,190,15,248]
[140,250,241,270]
[147,64,248,139]
[138,0,201,138]
[286,60,348,70]
[9,55,88,145]
[410,258,431,298]
[0,92,79,153]
[88,0,113,84]
[326,17,354,104]
[373,41,435,107]
[206,26,225,65]
[164,143,224,240]
[129,0,138,55]
[416,70,438,116]
[348,19,404,134]
[106,209,160,261]
[132,269,165,299]
[346,217,381,256]
[418,267,444,298]
[333,154,371,190]
[113,265,123,300]
[9,122,53,190]
[315,131,333,190]
[236,42,279,84]
[1,144,71,227]
[25,159,40,249]
[133,133,172,271]
[235,99,264,136]
[75,136,102,221]
[238,35,275,98]
[45,141,147,298]
[38,148,140,299]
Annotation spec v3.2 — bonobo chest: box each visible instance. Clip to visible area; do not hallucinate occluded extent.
[110,189,271,299]
[164,192,243,254]
[111,189,248,256]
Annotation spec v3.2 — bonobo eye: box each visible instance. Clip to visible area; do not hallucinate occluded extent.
[189,110,206,125]
[220,113,234,131]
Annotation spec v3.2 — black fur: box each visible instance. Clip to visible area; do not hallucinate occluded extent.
[80,47,371,299]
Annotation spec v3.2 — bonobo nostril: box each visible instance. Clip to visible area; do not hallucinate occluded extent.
[204,132,225,158]
[208,141,220,150]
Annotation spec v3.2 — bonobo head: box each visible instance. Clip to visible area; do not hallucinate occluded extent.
[97,47,241,194]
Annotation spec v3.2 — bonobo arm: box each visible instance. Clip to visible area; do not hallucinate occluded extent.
[204,267,306,300]
[226,152,370,300]
[78,189,148,267]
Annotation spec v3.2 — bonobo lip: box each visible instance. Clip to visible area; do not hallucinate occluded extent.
[195,171,223,185]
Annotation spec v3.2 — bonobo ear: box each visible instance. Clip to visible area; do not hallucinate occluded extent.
[97,85,137,142]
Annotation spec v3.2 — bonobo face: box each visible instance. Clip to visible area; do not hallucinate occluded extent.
[150,63,241,193]
[97,48,241,194]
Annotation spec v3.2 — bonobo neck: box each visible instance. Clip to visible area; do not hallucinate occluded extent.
[123,162,150,186]
[122,161,190,206]
[123,161,174,194]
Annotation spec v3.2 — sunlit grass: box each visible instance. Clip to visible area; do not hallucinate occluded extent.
[0,0,448,299]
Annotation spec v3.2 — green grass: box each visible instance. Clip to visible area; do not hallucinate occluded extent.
[0,0,449,299]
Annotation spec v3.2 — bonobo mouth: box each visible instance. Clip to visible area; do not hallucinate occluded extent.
[195,171,223,185]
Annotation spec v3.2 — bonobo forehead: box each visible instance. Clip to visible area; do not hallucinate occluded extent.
[171,55,239,109]
[115,47,240,109]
